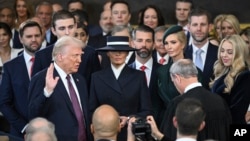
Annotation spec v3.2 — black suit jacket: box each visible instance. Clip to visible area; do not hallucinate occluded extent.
[12,30,23,49]
[46,30,57,46]
[28,68,91,141]
[0,54,30,137]
[89,65,152,141]
[185,43,218,89]
[128,60,164,126]
[32,44,101,86]
[161,86,231,141]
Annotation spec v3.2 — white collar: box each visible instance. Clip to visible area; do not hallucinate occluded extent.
[184,82,202,93]
[135,57,153,70]
[110,63,126,79]
[192,41,209,54]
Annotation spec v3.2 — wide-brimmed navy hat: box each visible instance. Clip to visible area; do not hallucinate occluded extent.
[96,36,137,52]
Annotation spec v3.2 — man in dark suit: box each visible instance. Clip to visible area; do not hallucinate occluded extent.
[161,59,231,141]
[128,25,163,126]
[88,10,113,49]
[152,26,169,65]
[32,10,100,85]
[91,105,121,141]
[90,36,152,141]
[0,21,43,138]
[35,1,57,46]
[28,36,91,141]
[185,8,218,89]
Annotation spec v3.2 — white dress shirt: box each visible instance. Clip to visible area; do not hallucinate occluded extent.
[192,41,209,71]
[135,57,153,87]
[111,63,126,79]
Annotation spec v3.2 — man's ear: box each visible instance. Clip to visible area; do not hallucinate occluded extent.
[198,121,205,131]
[90,124,94,134]
[173,116,178,128]
[51,27,56,36]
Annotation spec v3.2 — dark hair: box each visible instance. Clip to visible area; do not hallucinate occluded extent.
[132,25,155,41]
[188,8,212,24]
[19,20,42,37]
[138,5,165,27]
[67,0,84,10]
[71,9,89,25]
[76,22,89,36]
[52,10,76,28]
[111,0,130,14]
[0,22,12,38]
[0,7,15,18]
[176,0,194,9]
[175,98,206,135]
[240,26,250,36]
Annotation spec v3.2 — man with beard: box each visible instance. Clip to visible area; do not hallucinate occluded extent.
[0,21,43,138]
[128,25,163,126]
[185,8,218,90]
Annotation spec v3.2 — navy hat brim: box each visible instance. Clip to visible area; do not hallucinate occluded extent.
[96,45,137,52]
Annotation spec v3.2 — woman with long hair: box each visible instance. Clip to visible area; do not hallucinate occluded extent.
[138,5,165,29]
[210,35,250,124]
[14,0,34,30]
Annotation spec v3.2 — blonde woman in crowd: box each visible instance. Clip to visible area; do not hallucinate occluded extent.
[210,14,226,45]
[221,14,241,38]
[210,35,250,124]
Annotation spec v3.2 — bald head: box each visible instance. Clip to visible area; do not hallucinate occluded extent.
[91,105,120,140]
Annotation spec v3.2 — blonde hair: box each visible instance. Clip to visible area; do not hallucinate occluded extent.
[221,14,241,36]
[213,14,226,41]
[176,30,187,46]
[210,35,249,93]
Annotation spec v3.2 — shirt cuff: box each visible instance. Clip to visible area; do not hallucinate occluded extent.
[44,88,52,97]
[248,104,250,111]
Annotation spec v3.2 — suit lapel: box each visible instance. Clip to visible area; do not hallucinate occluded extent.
[53,70,75,114]
[203,43,217,75]
[100,67,122,94]
[118,66,135,88]
[19,55,30,88]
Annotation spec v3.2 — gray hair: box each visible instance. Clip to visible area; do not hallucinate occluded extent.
[25,128,57,141]
[25,117,55,134]
[111,25,132,38]
[52,36,83,61]
[170,59,198,78]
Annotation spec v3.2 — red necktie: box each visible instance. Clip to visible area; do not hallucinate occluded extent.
[159,58,166,65]
[140,65,147,83]
[30,57,35,77]
[66,75,87,141]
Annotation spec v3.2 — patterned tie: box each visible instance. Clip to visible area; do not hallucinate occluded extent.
[66,75,87,141]
[30,57,35,77]
[159,58,166,65]
[195,49,203,71]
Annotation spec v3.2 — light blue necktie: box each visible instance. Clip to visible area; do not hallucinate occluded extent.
[195,49,203,71]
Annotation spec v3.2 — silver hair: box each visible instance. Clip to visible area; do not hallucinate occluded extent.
[25,128,57,141]
[170,59,198,78]
[52,36,83,61]
[25,117,55,134]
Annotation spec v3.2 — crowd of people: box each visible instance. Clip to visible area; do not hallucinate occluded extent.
[0,0,250,141]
